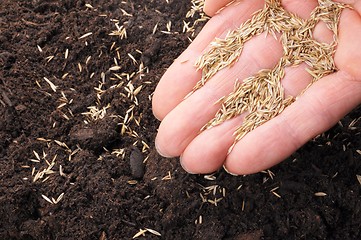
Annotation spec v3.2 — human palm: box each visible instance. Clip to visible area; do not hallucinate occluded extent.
[152,0,361,175]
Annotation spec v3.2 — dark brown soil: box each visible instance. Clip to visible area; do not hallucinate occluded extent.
[0,1,360,239]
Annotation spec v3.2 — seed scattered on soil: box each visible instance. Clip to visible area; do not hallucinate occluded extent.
[41,193,65,204]
[145,228,162,237]
[41,194,53,204]
[200,184,226,206]
[270,186,281,198]
[45,55,54,62]
[128,53,137,65]
[314,192,327,197]
[77,63,82,72]
[85,3,94,9]
[185,0,209,36]
[195,215,203,224]
[59,165,66,177]
[109,23,127,39]
[37,45,43,53]
[127,180,138,185]
[132,229,147,239]
[162,171,172,180]
[129,146,145,179]
[33,150,40,160]
[109,65,122,71]
[79,32,93,39]
[152,23,158,34]
[43,77,58,92]
[193,0,347,149]
[348,117,360,130]
[132,228,161,238]
[53,192,65,204]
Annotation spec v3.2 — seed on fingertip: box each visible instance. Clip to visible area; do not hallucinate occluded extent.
[223,165,238,176]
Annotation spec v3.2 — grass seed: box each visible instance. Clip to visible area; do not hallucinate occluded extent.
[193,0,347,147]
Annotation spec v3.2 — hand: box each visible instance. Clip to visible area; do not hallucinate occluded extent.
[152,0,361,175]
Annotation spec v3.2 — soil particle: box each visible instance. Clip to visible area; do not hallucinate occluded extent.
[69,118,119,151]
[129,146,145,179]
[141,36,162,66]
[0,51,16,69]
[233,230,264,240]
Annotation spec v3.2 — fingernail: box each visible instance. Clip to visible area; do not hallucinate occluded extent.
[155,141,173,158]
[223,165,239,176]
[180,154,196,174]
[152,111,162,121]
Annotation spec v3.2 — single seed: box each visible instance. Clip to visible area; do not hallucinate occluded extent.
[41,194,53,204]
[109,66,121,71]
[145,228,161,237]
[152,23,158,34]
[85,3,93,9]
[62,73,69,79]
[314,192,327,197]
[78,63,82,72]
[127,180,138,185]
[272,191,282,198]
[128,53,137,64]
[37,45,43,53]
[33,150,40,160]
[79,32,93,39]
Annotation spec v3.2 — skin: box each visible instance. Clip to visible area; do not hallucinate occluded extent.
[152,0,361,175]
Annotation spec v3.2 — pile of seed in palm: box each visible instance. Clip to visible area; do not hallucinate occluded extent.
[193,0,347,148]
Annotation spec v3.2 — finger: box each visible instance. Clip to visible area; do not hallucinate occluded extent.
[224,70,361,175]
[152,0,265,120]
[155,32,283,158]
[334,8,361,78]
[180,63,314,174]
[180,116,243,174]
[204,0,235,16]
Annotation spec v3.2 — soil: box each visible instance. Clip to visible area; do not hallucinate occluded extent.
[0,0,360,239]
